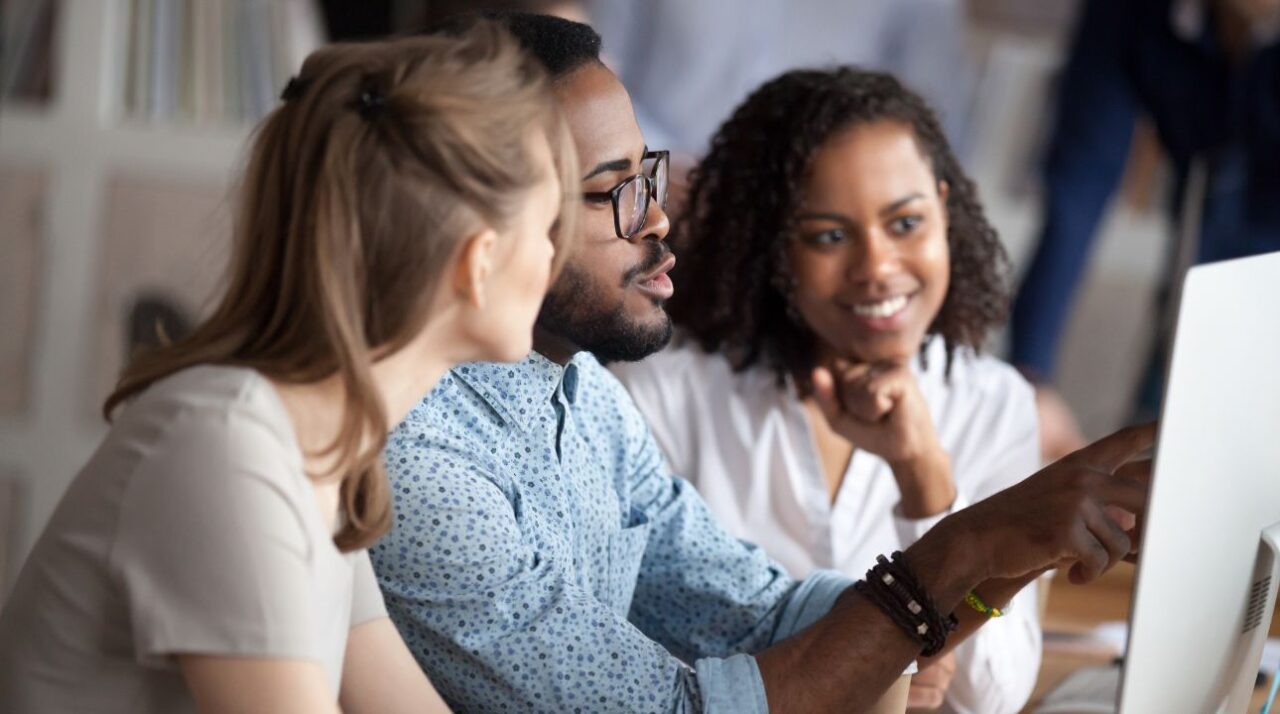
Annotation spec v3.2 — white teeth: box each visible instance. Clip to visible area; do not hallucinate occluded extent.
[851,295,908,319]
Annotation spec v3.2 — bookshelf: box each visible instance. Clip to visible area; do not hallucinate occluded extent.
[0,0,322,591]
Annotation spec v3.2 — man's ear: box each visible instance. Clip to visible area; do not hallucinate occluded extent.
[454,228,498,309]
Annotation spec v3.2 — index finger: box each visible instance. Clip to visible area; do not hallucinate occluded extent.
[829,358,875,384]
[1075,422,1158,472]
[1114,458,1153,487]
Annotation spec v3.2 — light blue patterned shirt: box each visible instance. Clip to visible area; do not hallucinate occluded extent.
[372,352,852,713]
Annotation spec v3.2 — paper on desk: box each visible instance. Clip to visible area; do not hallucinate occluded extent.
[1042,621,1128,657]
[1045,623,1280,675]
[1260,639,1280,676]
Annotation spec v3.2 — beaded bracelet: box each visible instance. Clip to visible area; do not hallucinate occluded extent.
[963,590,1005,618]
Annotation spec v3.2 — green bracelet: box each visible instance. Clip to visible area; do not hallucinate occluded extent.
[963,590,1004,618]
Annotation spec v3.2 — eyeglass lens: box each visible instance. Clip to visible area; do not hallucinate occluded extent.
[618,153,669,238]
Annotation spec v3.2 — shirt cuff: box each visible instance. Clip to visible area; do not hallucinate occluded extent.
[892,491,971,546]
[772,570,854,642]
[694,654,769,714]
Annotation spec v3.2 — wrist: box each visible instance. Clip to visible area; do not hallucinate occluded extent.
[903,518,989,610]
[890,449,955,518]
[968,569,1046,616]
[970,582,1017,612]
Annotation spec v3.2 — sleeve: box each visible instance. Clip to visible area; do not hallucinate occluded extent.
[891,491,973,546]
[938,371,1044,714]
[609,373,853,661]
[349,550,388,628]
[1009,0,1140,377]
[111,409,323,668]
[891,364,1042,545]
[372,417,776,714]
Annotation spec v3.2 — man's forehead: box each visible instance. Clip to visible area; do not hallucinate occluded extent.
[553,64,643,171]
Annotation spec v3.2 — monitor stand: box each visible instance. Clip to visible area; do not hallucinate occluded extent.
[1222,521,1280,713]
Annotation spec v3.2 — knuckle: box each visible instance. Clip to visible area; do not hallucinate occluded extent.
[1116,531,1133,555]
[1090,539,1109,562]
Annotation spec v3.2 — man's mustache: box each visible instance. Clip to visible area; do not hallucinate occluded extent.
[621,240,673,286]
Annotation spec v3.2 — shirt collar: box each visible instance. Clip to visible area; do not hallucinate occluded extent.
[451,351,588,432]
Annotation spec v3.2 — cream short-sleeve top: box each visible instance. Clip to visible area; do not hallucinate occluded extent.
[0,366,387,713]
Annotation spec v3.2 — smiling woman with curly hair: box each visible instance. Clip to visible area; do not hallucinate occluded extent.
[670,66,1008,382]
[612,67,1044,714]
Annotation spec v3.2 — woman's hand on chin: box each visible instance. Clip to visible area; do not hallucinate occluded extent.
[811,360,955,516]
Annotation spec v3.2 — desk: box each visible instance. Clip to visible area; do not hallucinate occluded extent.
[1024,566,1279,713]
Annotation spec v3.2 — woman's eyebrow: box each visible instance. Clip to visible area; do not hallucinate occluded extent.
[796,192,927,224]
[795,211,855,225]
[879,192,926,217]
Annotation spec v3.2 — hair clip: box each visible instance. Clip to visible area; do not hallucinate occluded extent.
[354,86,387,120]
[280,76,310,103]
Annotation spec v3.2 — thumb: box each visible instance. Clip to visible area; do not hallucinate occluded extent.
[873,386,897,419]
[811,366,843,422]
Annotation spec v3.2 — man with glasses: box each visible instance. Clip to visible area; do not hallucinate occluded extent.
[539,143,673,364]
[373,12,1155,714]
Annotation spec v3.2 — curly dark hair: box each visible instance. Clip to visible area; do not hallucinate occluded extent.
[668,66,1010,384]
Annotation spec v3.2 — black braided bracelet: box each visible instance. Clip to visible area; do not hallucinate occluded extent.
[882,552,957,653]
[863,559,940,653]
[854,578,926,645]
[854,552,958,657]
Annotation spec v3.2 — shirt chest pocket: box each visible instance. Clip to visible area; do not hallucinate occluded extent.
[599,511,651,618]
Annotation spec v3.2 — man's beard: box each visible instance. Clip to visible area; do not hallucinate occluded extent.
[537,240,674,363]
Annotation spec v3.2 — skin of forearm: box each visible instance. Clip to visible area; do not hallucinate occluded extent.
[890,449,955,519]
[756,524,987,713]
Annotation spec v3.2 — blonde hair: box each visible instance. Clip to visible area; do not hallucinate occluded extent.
[104,23,580,551]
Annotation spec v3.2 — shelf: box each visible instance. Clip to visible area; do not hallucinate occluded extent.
[0,105,253,175]
[0,0,329,578]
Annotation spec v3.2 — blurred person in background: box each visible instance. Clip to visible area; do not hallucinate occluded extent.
[585,0,975,157]
[0,24,577,714]
[348,0,975,224]
[584,0,978,218]
[614,67,1042,714]
[1010,0,1280,456]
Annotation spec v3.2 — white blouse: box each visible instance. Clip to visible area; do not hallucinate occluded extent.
[612,335,1043,714]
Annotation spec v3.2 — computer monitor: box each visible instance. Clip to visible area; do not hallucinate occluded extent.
[1120,251,1280,712]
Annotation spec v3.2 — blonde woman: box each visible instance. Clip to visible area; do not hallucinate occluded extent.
[0,22,577,714]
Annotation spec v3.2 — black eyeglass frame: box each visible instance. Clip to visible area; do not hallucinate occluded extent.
[582,150,670,239]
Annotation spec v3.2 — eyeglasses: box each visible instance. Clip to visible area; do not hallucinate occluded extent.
[582,150,669,239]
